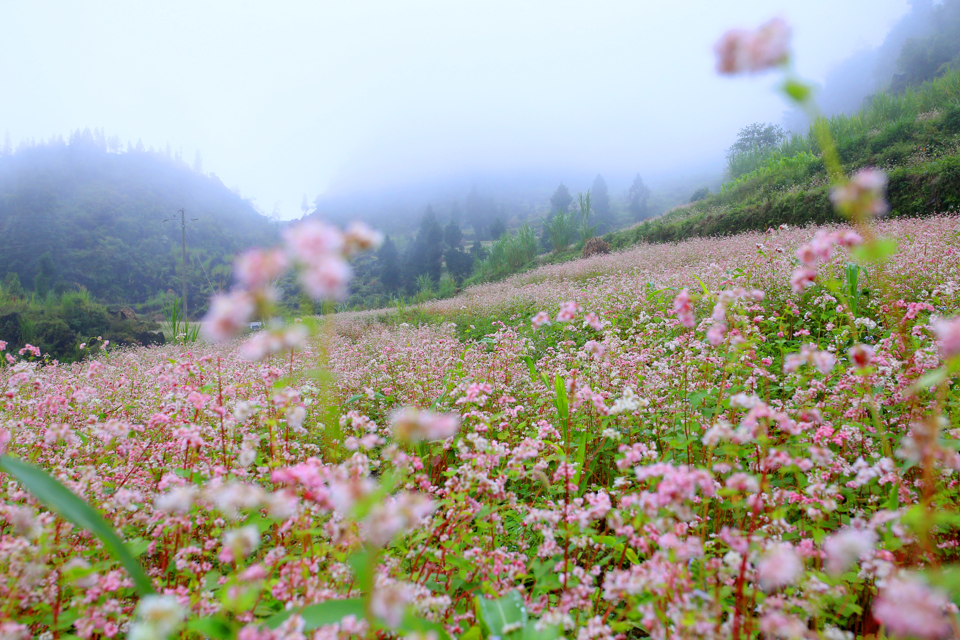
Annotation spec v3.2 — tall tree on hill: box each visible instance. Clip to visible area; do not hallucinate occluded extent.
[628,174,652,221]
[378,236,401,293]
[591,174,612,231]
[489,217,506,240]
[450,200,462,226]
[550,183,573,213]
[34,252,55,298]
[444,219,463,249]
[403,206,444,291]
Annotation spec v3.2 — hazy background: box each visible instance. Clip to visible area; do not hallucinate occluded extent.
[0,0,921,221]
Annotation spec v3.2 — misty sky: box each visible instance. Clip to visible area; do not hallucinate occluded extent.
[1,1,912,219]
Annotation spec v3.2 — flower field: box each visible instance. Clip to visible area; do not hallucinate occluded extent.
[2,214,960,639]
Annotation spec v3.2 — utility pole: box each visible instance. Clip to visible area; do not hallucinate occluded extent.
[164,208,198,319]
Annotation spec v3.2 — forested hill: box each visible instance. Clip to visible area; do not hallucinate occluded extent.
[0,132,279,306]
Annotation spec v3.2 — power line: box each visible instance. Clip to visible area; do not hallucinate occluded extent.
[163,208,198,318]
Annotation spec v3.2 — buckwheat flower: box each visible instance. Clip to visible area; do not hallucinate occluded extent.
[222,525,261,561]
[8,506,40,539]
[931,316,960,360]
[849,344,875,369]
[715,17,790,75]
[811,350,836,376]
[556,300,581,322]
[790,266,816,293]
[129,595,185,640]
[584,312,604,331]
[531,311,551,329]
[154,486,198,515]
[343,221,384,255]
[757,542,803,591]
[873,576,953,639]
[371,581,413,627]
[0,623,30,640]
[389,407,460,442]
[824,527,876,575]
[0,340,6,351]
[831,168,889,218]
[283,220,344,264]
[758,612,807,639]
[329,475,376,514]
[265,490,299,521]
[707,322,727,346]
[672,288,695,328]
[583,340,606,359]
[234,248,288,290]
[201,291,255,342]
[298,255,352,301]
[238,447,257,468]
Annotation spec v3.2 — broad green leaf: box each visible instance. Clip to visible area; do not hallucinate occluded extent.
[851,238,898,264]
[186,617,234,639]
[400,612,453,640]
[0,455,154,596]
[476,590,528,638]
[523,623,561,640]
[783,79,812,103]
[266,598,366,630]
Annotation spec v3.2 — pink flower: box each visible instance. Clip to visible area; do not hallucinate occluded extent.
[715,17,790,75]
[556,300,581,322]
[811,350,836,376]
[707,322,727,346]
[931,316,960,360]
[873,576,953,639]
[790,267,816,293]
[672,288,695,328]
[370,581,413,627]
[757,542,803,592]
[849,344,875,368]
[234,249,288,290]
[823,527,876,575]
[201,291,255,342]
[343,221,384,255]
[531,311,551,329]
[389,407,460,442]
[830,168,889,218]
[584,340,606,359]
[0,340,6,351]
[297,255,352,301]
[282,220,344,265]
[584,312,605,331]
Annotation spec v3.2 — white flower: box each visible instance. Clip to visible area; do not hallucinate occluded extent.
[223,525,261,560]
[129,595,185,640]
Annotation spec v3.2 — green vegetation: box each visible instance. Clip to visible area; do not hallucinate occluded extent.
[0,130,279,311]
[608,69,960,250]
[0,281,165,361]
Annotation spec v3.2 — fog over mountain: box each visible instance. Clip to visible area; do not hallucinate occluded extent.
[1,1,918,222]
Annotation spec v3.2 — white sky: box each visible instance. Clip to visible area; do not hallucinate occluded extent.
[0,0,911,219]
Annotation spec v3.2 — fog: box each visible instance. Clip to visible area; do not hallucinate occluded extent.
[0,1,918,222]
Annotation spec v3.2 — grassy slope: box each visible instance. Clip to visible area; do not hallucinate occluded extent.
[605,70,960,249]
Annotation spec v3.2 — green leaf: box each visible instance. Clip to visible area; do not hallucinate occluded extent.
[266,599,366,630]
[783,79,812,103]
[523,623,560,640]
[0,455,154,596]
[851,238,898,264]
[911,368,947,392]
[186,617,234,639]
[476,590,528,638]
[400,612,453,640]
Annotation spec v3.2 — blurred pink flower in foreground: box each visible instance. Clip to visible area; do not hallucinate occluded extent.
[831,168,890,218]
[556,300,582,322]
[672,288,695,328]
[823,527,875,575]
[201,291,254,342]
[715,17,790,75]
[873,576,954,640]
[931,316,960,360]
[849,344,875,369]
[234,249,288,290]
[343,221,384,255]
[389,407,460,442]
[757,542,803,591]
[531,310,552,329]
